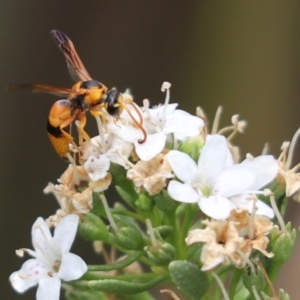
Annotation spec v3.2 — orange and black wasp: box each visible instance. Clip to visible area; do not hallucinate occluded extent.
[10,30,146,159]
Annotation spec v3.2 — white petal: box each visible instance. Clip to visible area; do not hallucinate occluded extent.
[107,138,133,168]
[241,155,278,190]
[135,132,166,161]
[167,180,200,203]
[53,214,79,253]
[163,110,204,136]
[107,122,142,143]
[32,217,52,250]
[198,195,236,219]
[36,277,61,300]
[32,218,54,260]
[230,195,275,218]
[166,150,199,184]
[9,259,47,293]
[84,155,110,181]
[148,103,178,125]
[214,164,256,197]
[198,135,230,188]
[58,252,87,281]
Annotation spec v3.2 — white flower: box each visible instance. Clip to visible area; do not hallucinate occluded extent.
[167,135,277,219]
[10,214,87,300]
[107,82,204,161]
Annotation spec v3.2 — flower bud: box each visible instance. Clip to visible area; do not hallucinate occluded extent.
[145,242,176,265]
[78,213,110,243]
[154,225,173,239]
[268,223,297,280]
[114,224,144,251]
[242,265,266,296]
[135,192,154,211]
[178,138,203,162]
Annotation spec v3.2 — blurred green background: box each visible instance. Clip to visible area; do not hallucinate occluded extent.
[1,1,300,299]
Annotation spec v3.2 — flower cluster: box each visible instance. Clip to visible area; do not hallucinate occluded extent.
[11,82,300,300]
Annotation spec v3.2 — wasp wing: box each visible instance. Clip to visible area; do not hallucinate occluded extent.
[8,84,81,98]
[50,30,92,82]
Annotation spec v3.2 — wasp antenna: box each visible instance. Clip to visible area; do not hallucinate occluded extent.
[123,103,147,144]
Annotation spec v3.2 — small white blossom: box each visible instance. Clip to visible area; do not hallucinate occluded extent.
[107,83,204,161]
[167,135,277,219]
[9,215,87,300]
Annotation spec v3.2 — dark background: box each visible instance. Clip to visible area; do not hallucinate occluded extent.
[2,1,300,299]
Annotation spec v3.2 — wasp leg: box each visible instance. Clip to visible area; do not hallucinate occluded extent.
[90,106,109,124]
[77,112,91,144]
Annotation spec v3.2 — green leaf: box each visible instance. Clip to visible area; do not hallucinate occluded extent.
[115,186,137,208]
[110,163,138,206]
[229,268,243,299]
[268,223,297,280]
[114,225,144,250]
[90,192,106,216]
[168,260,208,299]
[242,265,266,297]
[88,274,167,295]
[154,225,173,239]
[88,251,143,271]
[278,289,291,300]
[153,190,179,213]
[65,289,107,300]
[78,213,110,243]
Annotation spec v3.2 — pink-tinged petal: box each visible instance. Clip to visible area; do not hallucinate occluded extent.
[163,110,204,136]
[135,132,166,161]
[166,150,199,184]
[198,195,236,220]
[36,277,61,300]
[168,180,200,203]
[198,135,231,188]
[214,165,256,197]
[230,195,275,218]
[241,155,278,190]
[32,217,52,251]
[53,214,79,253]
[84,155,110,181]
[10,259,48,293]
[58,252,87,281]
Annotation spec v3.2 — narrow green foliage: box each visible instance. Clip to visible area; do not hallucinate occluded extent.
[153,189,179,213]
[242,265,266,298]
[267,223,297,280]
[78,213,110,243]
[229,268,243,299]
[88,251,143,271]
[88,274,168,295]
[110,163,138,205]
[114,225,144,250]
[65,289,107,300]
[169,260,209,300]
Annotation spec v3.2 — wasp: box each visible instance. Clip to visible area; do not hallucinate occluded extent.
[9,30,146,159]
